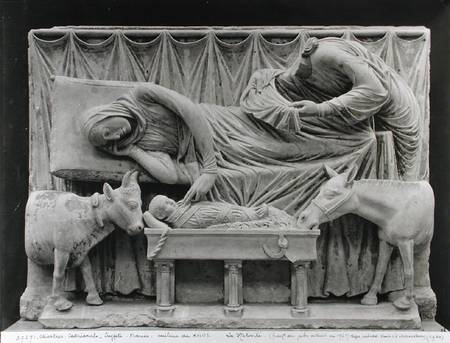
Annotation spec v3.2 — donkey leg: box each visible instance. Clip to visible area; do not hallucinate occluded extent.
[80,257,103,306]
[414,239,437,319]
[414,239,432,288]
[52,249,73,311]
[361,239,393,305]
[393,240,415,311]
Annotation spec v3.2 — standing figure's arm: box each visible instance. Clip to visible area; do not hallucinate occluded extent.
[294,44,389,123]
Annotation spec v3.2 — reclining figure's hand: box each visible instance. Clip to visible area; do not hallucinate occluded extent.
[102,142,137,157]
[182,173,217,204]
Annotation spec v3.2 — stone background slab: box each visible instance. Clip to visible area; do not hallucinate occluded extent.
[0,0,449,331]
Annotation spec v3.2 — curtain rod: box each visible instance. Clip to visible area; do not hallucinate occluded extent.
[31,28,427,39]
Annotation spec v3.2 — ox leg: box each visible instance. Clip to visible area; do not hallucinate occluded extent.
[52,249,73,311]
[80,257,103,306]
[394,240,415,311]
[361,240,393,305]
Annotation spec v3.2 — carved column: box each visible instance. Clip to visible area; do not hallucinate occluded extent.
[155,260,175,316]
[224,260,243,316]
[291,262,310,317]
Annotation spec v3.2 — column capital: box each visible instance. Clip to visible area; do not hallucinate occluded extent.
[224,260,242,269]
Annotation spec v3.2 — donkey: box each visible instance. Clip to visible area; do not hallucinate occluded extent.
[24,170,144,311]
[297,165,434,311]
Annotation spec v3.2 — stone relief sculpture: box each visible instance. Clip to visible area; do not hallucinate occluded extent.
[75,34,424,304]
[143,196,296,264]
[144,195,293,229]
[241,37,421,181]
[21,171,143,318]
[24,26,433,329]
[83,37,421,189]
[298,165,435,316]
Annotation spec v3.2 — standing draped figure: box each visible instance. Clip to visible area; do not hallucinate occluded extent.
[241,37,421,181]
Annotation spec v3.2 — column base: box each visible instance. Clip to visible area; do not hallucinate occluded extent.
[291,306,309,317]
[224,305,244,317]
[154,305,176,317]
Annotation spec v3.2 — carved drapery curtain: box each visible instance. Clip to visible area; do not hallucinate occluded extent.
[28,28,430,297]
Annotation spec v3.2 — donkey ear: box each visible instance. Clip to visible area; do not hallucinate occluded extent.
[121,170,133,188]
[103,183,114,201]
[323,164,339,178]
[345,164,359,186]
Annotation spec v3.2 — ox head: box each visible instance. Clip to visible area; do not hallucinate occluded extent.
[102,170,144,235]
[297,165,358,230]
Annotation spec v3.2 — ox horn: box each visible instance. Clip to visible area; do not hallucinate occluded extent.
[121,170,133,187]
[323,165,338,178]
[130,170,139,184]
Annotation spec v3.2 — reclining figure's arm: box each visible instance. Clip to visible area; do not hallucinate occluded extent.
[104,144,192,184]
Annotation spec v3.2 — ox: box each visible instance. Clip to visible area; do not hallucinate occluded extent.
[297,165,435,313]
[24,170,144,311]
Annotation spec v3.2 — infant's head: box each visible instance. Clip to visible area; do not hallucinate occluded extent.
[148,195,177,220]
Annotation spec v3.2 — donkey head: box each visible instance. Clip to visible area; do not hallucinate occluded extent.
[102,170,144,235]
[297,165,358,230]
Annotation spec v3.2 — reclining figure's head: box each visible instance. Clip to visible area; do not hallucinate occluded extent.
[82,103,135,147]
[88,116,132,147]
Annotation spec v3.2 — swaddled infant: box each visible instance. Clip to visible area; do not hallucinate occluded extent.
[143,195,293,229]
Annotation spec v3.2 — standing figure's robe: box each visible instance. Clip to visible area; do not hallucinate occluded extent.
[240,37,421,181]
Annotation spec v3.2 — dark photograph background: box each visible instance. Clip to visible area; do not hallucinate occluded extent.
[1,0,449,331]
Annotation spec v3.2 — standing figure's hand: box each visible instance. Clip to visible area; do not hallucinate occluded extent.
[182,173,217,204]
[102,142,137,157]
[291,100,319,117]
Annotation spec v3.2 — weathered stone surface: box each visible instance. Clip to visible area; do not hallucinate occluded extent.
[32,27,430,303]
[21,171,144,318]
[145,228,319,262]
[39,301,157,329]
[38,300,421,329]
[243,261,291,303]
[7,317,447,333]
[147,230,317,307]
[24,26,435,329]
[20,260,53,320]
[297,166,436,317]
[414,287,437,319]
[175,261,224,303]
[145,195,292,229]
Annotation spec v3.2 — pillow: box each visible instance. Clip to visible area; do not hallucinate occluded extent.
[50,76,154,182]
